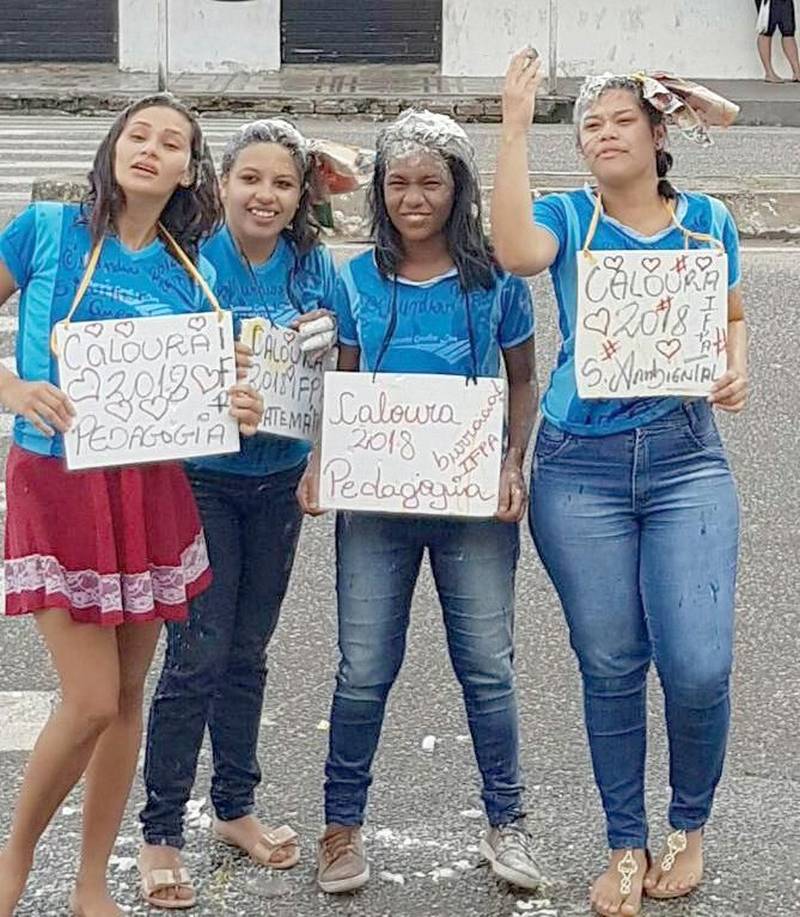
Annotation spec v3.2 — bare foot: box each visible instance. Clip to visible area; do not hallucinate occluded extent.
[590,848,647,916]
[0,847,32,917]
[764,74,784,83]
[137,844,195,908]
[644,828,703,899]
[213,815,299,868]
[69,882,123,917]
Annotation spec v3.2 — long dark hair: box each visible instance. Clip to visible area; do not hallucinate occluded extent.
[81,93,222,263]
[368,150,494,380]
[370,154,496,292]
[220,119,322,315]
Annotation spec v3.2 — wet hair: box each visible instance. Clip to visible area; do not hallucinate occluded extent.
[220,118,322,315]
[368,110,498,379]
[574,76,677,201]
[81,93,222,263]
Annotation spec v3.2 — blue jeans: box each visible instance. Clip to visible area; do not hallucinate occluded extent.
[140,463,304,848]
[530,402,739,849]
[324,511,525,828]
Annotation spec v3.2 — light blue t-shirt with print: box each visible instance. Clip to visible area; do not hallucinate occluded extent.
[533,188,741,436]
[335,250,534,377]
[186,226,338,478]
[0,202,217,458]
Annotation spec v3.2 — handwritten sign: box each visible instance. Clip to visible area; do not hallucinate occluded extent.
[56,312,240,470]
[319,372,506,517]
[240,318,333,442]
[575,250,728,398]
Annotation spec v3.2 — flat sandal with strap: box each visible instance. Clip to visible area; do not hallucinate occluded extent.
[139,865,197,911]
[213,818,300,869]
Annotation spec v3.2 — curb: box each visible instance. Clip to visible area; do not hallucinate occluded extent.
[32,175,800,242]
[5,91,800,127]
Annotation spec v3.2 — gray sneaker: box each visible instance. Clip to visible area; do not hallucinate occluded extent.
[316,824,370,894]
[480,820,546,890]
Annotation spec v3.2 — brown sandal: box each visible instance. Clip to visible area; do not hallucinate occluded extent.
[213,819,300,869]
[139,864,197,910]
[646,829,701,900]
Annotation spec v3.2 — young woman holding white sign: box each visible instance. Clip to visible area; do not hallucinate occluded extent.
[298,109,542,894]
[138,119,341,909]
[492,53,746,916]
[0,95,262,917]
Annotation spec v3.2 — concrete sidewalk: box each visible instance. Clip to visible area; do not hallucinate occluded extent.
[1,62,800,125]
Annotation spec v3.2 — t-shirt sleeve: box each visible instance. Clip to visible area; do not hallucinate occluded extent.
[332,270,358,346]
[317,245,339,309]
[532,193,567,253]
[0,204,39,289]
[720,204,741,290]
[498,274,535,349]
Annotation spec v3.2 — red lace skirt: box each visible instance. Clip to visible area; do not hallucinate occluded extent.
[4,445,211,627]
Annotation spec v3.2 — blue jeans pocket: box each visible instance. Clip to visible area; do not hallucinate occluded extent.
[683,402,723,453]
[534,420,575,464]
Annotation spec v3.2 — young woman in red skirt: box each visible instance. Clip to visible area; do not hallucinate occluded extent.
[0,94,263,917]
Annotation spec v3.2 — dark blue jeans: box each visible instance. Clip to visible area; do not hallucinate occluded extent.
[140,463,304,848]
[324,511,525,828]
[530,402,739,849]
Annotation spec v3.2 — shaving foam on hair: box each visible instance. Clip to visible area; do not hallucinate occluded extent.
[221,118,310,178]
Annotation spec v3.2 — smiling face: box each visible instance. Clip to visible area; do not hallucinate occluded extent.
[221,142,302,248]
[113,105,194,201]
[382,151,455,244]
[578,88,665,189]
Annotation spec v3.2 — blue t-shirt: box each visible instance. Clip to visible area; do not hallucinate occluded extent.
[187,226,338,477]
[0,202,217,458]
[335,250,534,376]
[533,188,741,435]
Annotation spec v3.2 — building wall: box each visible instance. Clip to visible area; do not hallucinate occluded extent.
[442,0,768,79]
[120,0,768,79]
[119,0,280,72]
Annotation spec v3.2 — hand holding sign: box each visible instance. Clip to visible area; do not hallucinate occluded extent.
[240,318,333,442]
[0,377,75,438]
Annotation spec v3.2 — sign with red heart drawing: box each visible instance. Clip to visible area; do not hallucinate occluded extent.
[575,249,729,399]
[55,311,240,469]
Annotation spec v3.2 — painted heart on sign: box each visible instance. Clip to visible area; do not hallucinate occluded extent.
[115,321,135,339]
[642,257,662,274]
[583,307,611,336]
[283,329,296,346]
[656,338,682,361]
[188,316,207,332]
[105,399,133,423]
[603,255,624,272]
[696,256,713,272]
[66,368,101,403]
[140,396,169,421]
[84,323,103,338]
[191,365,221,394]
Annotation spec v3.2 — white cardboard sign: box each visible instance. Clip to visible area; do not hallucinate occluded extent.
[57,311,240,470]
[575,249,728,399]
[240,318,333,443]
[319,371,506,518]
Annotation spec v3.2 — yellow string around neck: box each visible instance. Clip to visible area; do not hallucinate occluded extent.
[580,190,725,261]
[50,224,222,357]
